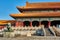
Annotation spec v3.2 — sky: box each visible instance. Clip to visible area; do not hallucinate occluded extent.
[0,0,60,20]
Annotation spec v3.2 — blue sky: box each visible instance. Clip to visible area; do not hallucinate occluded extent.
[0,0,60,20]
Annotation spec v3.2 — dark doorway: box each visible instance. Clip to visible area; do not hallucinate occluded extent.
[23,21,30,27]
[51,20,60,27]
[32,21,39,27]
[41,21,48,28]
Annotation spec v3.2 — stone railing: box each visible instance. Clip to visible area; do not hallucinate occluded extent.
[41,25,46,36]
[53,26,60,33]
[52,26,60,36]
[11,26,41,30]
[49,27,56,36]
[11,26,42,36]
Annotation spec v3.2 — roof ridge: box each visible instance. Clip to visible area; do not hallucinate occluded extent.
[29,2,60,4]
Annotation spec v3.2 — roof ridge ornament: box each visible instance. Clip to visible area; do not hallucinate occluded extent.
[26,0,29,6]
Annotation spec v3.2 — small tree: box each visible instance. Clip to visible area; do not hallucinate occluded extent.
[4,23,13,32]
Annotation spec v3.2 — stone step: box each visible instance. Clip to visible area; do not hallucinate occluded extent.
[45,28,52,36]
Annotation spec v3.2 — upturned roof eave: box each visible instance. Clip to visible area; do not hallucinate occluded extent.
[10,12,60,18]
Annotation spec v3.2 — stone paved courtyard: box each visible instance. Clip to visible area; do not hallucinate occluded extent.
[0,36,60,40]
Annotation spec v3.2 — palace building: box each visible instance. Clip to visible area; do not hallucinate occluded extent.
[10,2,60,28]
[1,2,60,36]
[0,20,15,29]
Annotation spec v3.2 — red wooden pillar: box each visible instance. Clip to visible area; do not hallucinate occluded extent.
[21,21,23,27]
[18,21,21,27]
[39,21,41,26]
[48,21,51,27]
[15,21,19,27]
[30,21,32,27]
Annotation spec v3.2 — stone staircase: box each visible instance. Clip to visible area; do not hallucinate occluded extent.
[53,26,60,36]
[45,28,53,36]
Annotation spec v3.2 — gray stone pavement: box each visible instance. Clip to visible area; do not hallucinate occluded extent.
[0,36,60,40]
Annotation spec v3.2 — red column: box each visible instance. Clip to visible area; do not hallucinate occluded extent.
[15,21,19,27]
[48,21,51,27]
[21,21,23,27]
[39,21,41,26]
[30,21,32,27]
[19,21,21,27]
